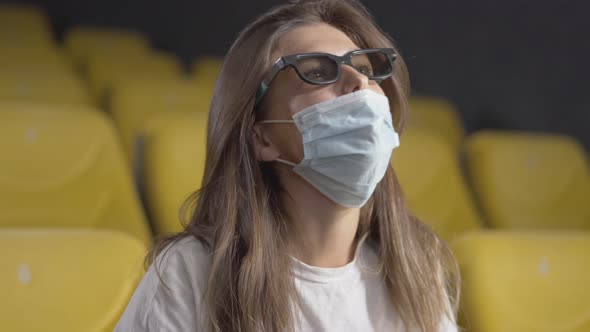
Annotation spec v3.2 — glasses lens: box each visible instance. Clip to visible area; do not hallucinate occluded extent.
[351,51,392,78]
[296,56,339,83]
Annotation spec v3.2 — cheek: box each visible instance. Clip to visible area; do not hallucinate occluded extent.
[367,80,386,96]
[268,124,304,162]
[287,82,385,117]
[288,87,338,117]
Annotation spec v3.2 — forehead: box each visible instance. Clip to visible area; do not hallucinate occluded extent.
[273,23,360,59]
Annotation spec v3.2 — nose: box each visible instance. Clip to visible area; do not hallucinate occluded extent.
[338,64,369,95]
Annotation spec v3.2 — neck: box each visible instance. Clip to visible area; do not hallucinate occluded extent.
[280,169,361,268]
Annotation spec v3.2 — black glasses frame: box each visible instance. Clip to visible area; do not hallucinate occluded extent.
[255,48,397,105]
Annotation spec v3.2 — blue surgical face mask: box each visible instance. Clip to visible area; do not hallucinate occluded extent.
[259,89,400,208]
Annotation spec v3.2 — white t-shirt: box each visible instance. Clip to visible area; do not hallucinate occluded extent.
[115,235,458,331]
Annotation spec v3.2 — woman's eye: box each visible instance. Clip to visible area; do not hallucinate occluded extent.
[304,68,328,80]
[356,65,373,76]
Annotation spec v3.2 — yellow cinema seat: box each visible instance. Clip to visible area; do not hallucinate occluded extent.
[192,56,223,94]
[0,68,91,107]
[87,52,182,106]
[0,4,50,30]
[0,228,146,332]
[0,108,152,245]
[142,112,208,235]
[392,129,482,242]
[0,46,71,71]
[407,96,464,150]
[193,56,223,79]
[466,131,590,229]
[452,231,590,332]
[0,30,54,49]
[0,5,53,48]
[64,26,150,71]
[110,78,212,159]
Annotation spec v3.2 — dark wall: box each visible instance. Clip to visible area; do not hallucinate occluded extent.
[4,0,589,148]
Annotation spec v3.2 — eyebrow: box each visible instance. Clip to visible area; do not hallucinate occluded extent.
[280,47,360,58]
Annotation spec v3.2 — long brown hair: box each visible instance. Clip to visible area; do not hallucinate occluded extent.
[150,0,460,331]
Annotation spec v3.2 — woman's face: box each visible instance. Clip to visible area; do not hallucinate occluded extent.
[255,23,386,164]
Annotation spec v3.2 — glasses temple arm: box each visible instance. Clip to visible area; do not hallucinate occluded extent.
[255,58,286,105]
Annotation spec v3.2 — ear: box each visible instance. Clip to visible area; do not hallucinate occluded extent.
[252,123,281,162]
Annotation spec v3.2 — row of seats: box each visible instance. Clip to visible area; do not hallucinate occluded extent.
[1,106,587,243]
[2,24,220,163]
[2,228,588,331]
[0,4,92,107]
[1,8,148,331]
[0,3,221,119]
[111,78,213,159]
[394,128,590,242]
[399,101,590,331]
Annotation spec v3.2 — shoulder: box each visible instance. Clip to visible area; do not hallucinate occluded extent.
[115,235,211,331]
[153,235,211,278]
[148,235,211,293]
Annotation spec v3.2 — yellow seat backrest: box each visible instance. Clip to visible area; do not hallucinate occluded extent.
[64,26,150,71]
[0,228,146,332]
[452,231,590,332]
[192,56,223,92]
[141,112,208,235]
[466,131,590,229]
[86,52,182,105]
[392,129,482,242]
[193,56,223,79]
[0,68,91,107]
[407,96,464,150]
[110,78,211,159]
[0,46,70,70]
[0,4,49,28]
[0,4,53,48]
[0,107,152,245]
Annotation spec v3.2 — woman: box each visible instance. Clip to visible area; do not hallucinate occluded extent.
[116,0,460,331]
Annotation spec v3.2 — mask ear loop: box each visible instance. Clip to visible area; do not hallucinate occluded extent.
[275,158,297,167]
